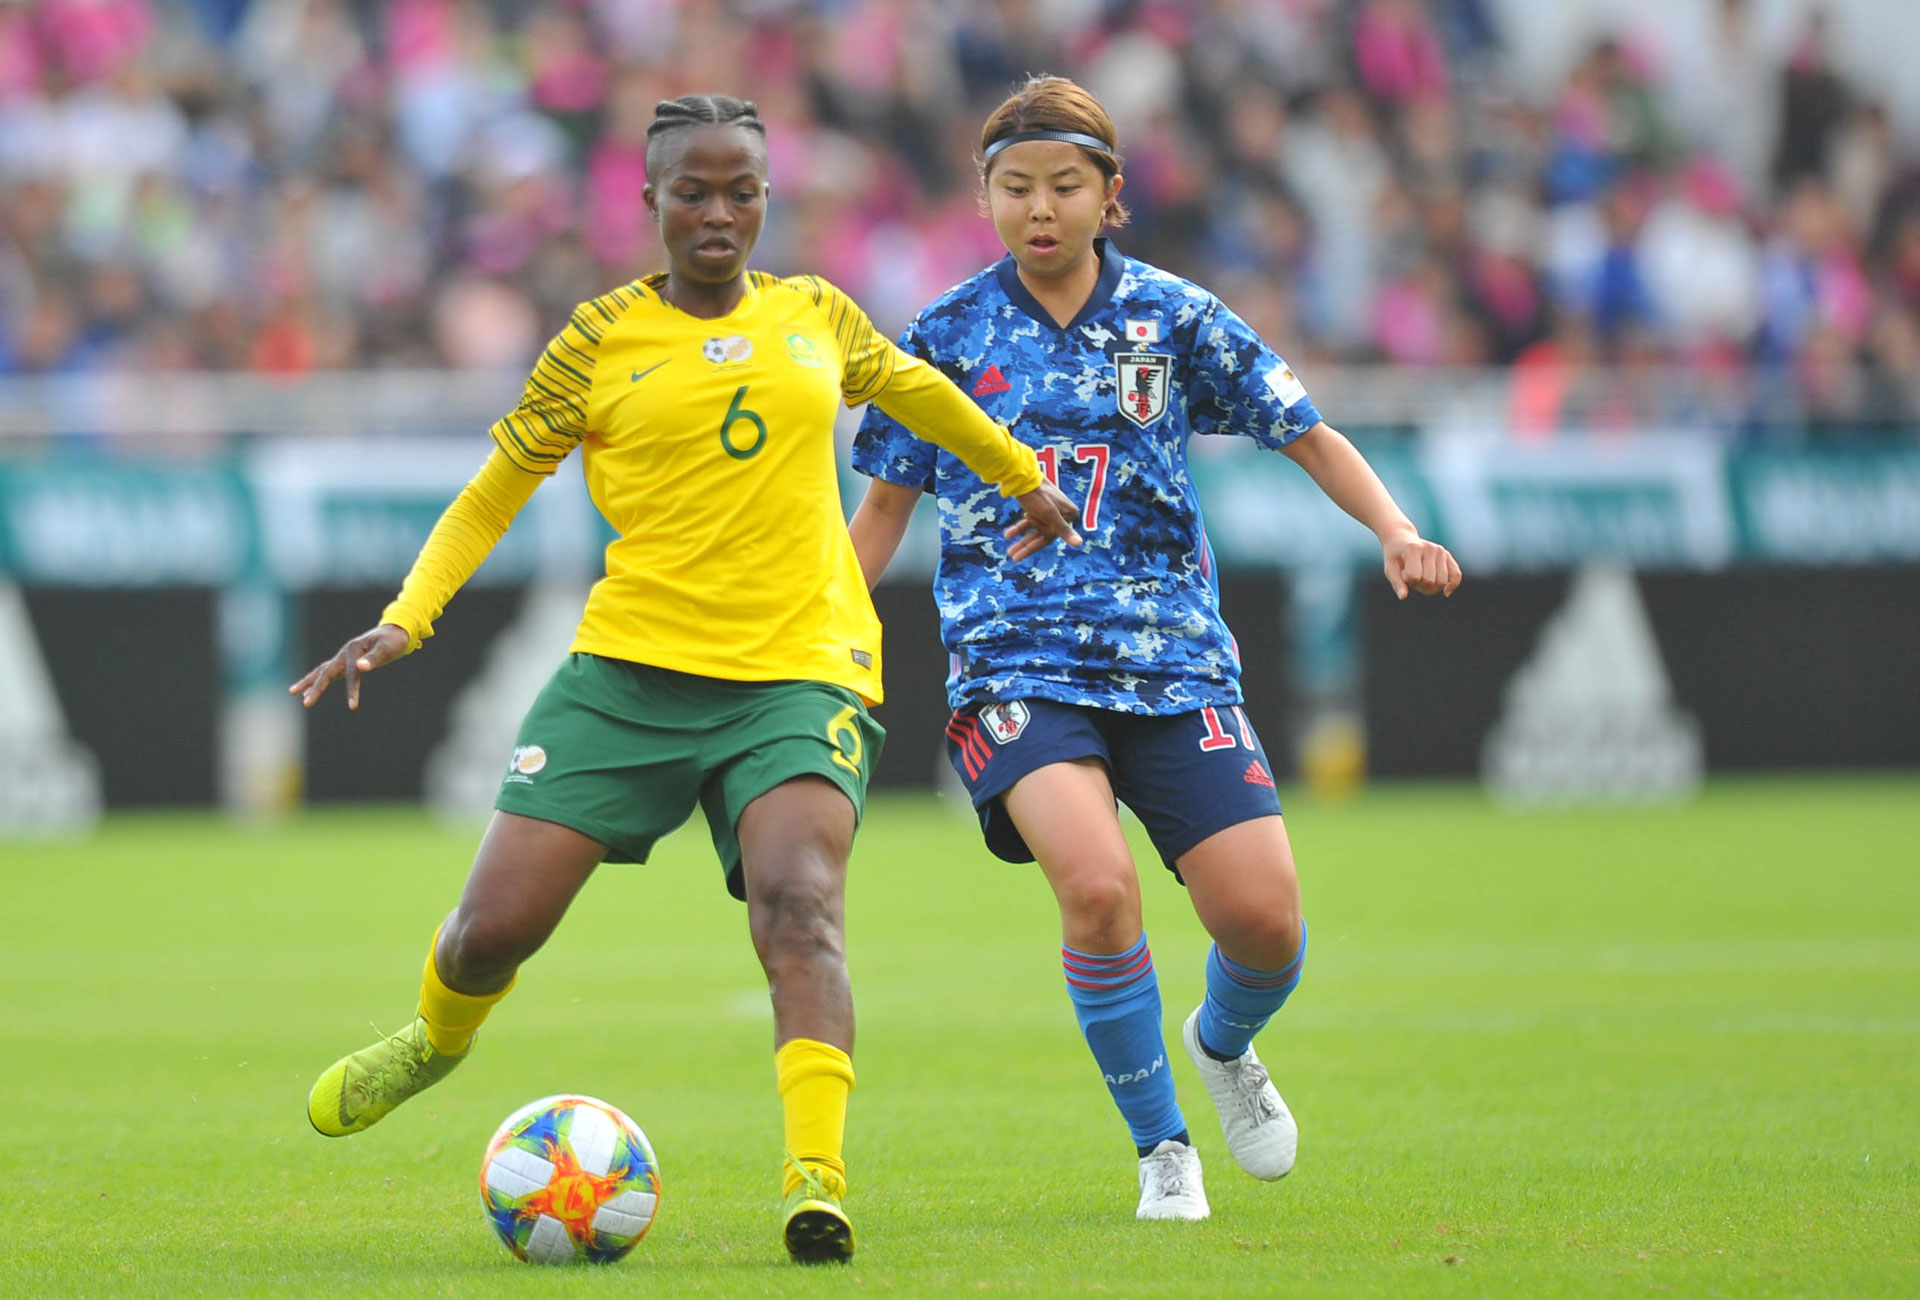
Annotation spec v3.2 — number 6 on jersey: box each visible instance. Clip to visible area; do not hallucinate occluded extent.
[719,386,768,460]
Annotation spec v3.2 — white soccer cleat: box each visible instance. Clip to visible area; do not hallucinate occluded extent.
[1135,1138,1210,1220]
[1182,1007,1297,1181]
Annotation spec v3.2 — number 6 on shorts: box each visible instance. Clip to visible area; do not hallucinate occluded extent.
[826,704,864,774]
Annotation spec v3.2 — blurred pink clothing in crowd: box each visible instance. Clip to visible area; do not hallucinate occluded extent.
[0,0,1913,430]
[1351,0,1449,107]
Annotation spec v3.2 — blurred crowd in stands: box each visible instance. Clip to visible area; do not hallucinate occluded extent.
[3,0,1919,434]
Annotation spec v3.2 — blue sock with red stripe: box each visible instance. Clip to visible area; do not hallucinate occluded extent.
[1062,935,1188,1155]
[1196,924,1307,1061]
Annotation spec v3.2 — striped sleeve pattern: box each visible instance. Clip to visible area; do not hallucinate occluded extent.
[488,285,633,472]
[783,274,898,406]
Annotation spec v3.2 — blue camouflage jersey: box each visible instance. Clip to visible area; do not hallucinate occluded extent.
[852,238,1322,714]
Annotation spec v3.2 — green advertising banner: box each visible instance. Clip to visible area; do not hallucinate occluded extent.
[5,438,1920,588]
[1732,447,1920,563]
[1418,434,1735,572]
[0,459,257,585]
[1186,435,1433,569]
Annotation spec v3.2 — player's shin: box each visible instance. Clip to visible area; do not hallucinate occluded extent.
[776,1038,854,1199]
[1195,923,1306,1061]
[418,926,515,1056]
[1063,935,1187,1153]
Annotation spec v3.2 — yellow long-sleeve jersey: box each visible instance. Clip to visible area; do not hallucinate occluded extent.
[380,272,1043,703]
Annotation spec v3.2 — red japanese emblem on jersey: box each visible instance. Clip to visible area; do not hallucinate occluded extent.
[1114,352,1169,427]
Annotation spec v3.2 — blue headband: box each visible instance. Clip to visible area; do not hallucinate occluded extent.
[982,129,1117,162]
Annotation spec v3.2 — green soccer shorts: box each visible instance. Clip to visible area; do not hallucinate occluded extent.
[494,653,886,899]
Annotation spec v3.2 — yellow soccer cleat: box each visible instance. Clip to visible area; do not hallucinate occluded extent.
[307,1017,467,1137]
[781,1153,853,1264]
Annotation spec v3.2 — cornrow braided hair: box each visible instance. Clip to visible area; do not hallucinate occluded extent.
[645,93,767,175]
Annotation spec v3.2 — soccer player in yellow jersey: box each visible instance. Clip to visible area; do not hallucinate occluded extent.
[293,93,1080,1265]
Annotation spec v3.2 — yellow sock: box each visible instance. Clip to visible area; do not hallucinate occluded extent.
[776,1038,855,1199]
[417,927,513,1056]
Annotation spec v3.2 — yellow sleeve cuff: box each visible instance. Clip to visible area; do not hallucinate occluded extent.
[377,604,429,654]
[995,454,1043,498]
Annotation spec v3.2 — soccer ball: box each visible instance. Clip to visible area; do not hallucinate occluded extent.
[479,1094,662,1264]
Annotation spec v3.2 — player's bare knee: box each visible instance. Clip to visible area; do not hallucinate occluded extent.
[1216,904,1302,971]
[749,867,845,968]
[1052,863,1139,949]
[439,907,535,989]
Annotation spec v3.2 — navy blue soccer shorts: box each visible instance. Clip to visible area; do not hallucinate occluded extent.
[943,697,1284,877]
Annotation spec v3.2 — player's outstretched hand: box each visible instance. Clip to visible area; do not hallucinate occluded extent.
[1382,534,1462,599]
[289,624,411,710]
[1003,480,1083,561]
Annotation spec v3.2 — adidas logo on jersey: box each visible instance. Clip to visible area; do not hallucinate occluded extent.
[1243,759,1274,788]
[972,364,1011,396]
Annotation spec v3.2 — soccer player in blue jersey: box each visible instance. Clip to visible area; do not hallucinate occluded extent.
[849,76,1460,1221]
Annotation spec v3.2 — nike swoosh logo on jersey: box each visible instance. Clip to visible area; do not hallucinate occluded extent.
[631,360,670,383]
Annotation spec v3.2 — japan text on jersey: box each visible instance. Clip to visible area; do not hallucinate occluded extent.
[853,240,1323,715]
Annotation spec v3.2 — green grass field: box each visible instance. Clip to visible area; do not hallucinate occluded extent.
[3,778,1916,1298]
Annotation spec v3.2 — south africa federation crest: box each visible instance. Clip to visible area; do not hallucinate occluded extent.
[702,335,753,365]
[1114,351,1170,427]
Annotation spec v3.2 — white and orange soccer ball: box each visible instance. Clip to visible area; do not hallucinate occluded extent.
[479,1094,661,1264]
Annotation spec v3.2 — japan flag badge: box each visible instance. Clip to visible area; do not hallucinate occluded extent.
[1124,319,1160,344]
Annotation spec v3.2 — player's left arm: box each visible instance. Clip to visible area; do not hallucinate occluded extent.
[1186,294,1459,599]
[1281,422,1462,599]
